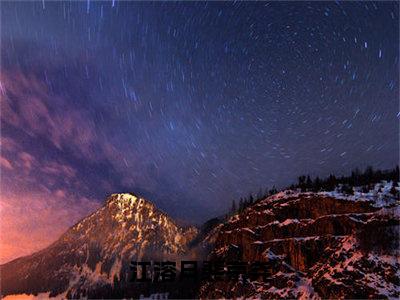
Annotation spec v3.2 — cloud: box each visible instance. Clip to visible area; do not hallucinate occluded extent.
[0,136,19,152]
[18,151,35,171]
[0,190,100,264]
[41,161,76,179]
[0,142,79,195]
[0,70,115,163]
[0,68,161,264]
[54,189,67,198]
[0,69,109,263]
[0,68,142,182]
[0,156,13,170]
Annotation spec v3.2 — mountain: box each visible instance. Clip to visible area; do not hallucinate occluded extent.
[0,193,197,299]
[1,186,399,299]
[200,190,400,299]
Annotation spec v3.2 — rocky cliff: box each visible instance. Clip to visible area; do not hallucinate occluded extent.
[200,191,400,299]
[1,190,399,299]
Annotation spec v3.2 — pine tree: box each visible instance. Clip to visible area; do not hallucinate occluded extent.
[390,181,399,198]
[269,185,277,195]
[113,274,123,298]
[313,176,321,192]
[249,193,254,204]
[239,198,244,212]
[365,166,374,184]
[342,184,354,195]
[306,175,312,190]
[298,175,306,191]
[325,174,336,191]
[393,166,400,182]
[256,188,263,201]
[231,200,237,214]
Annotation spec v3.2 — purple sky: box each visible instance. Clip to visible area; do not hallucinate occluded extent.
[0,1,398,263]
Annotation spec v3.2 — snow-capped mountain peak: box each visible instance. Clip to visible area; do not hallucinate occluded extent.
[1,192,197,298]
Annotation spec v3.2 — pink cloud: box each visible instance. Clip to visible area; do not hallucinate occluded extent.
[41,161,76,179]
[0,69,144,265]
[0,156,13,170]
[0,136,19,153]
[0,191,100,264]
[0,70,109,162]
[18,151,35,170]
[54,189,67,198]
[0,69,145,182]
[0,69,144,184]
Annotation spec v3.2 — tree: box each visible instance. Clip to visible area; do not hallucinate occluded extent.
[248,193,254,204]
[341,184,353,195]
[298,175,306,191]
[361,185,369,193]
[389,181,398,198]
[389,185,398,197]
[313,176,321,192]
[351,168,361,186]
[113,274,119,288]
[231,200,237,214]
[256,188,264,201]
[269,185,277,195]
[328,174,337,191]
[365,166,374,183]
[112,274,123,298]
[306,175,312,190]
[239,198,244,212]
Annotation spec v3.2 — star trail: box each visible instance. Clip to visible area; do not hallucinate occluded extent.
[0,1,398,263]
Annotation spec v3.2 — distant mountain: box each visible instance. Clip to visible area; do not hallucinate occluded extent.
[0,193,197,298]
[1,184,399,299]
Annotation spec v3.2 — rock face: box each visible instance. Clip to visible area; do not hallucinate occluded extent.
[1,190,399,299]
[200,191,400,299]
[0,193,197,298]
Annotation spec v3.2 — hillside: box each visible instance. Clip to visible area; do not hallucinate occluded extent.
[1,185,399,299]
[1,193,197,298]
[200,190,400,299]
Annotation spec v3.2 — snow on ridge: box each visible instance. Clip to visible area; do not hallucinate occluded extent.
[280,218,301,226]
[375,205,400,218]
[320,182,399,208]
[257,180,398,209]
[107,193,158,209]
[256,180,399,207]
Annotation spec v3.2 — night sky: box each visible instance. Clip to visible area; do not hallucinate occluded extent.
[0,1,398,263]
